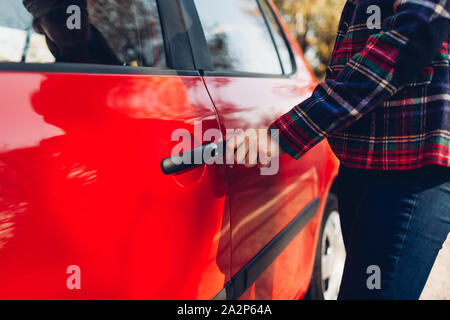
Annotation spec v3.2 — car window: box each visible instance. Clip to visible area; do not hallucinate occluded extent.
[0,0,166,68]
[259,0,294,75]
[194,0,282,75]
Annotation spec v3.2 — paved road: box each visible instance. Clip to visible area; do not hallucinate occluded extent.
[420,234,450,300]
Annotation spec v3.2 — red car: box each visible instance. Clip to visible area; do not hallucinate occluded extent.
[0,0,344,300]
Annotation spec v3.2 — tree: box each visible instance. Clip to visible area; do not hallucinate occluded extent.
[272,0,346,79]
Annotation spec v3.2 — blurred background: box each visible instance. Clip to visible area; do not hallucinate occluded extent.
[273,0,346,79]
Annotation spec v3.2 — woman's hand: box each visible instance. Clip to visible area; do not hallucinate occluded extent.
[225,128,285,168]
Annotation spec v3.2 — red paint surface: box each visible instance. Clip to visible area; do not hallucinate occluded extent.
[0,73,230,299]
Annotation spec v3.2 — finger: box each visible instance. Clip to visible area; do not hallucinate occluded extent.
[258,137,272,166]
[231,134,246,164]
[245,145,258,168]
[258,157,272,168]
[246,133,259,167]
[225,135,238,164]
[235,135,250,164]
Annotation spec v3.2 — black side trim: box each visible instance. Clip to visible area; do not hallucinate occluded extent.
[179,0,214,71]
[157,0,196,70]
[213,198,321,300]
[0,62,199,76]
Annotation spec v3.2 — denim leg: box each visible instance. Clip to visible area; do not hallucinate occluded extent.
[337,166,450,300]
[382,178,450,299]
[336,167,369,251]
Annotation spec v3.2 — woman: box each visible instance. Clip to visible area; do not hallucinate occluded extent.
[228,0,450,299]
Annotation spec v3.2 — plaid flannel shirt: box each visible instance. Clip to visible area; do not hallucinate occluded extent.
[270,0,450,170]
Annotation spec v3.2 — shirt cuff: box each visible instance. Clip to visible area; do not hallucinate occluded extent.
[269,100,326,160]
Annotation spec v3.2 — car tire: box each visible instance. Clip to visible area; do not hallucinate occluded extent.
[305,193,346,300]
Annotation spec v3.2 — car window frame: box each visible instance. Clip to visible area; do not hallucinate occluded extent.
[0,0,199,76]
[187,0,297,79]
[259,0,297,77]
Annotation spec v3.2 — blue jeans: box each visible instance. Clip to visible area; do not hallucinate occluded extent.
[337,165,450,300]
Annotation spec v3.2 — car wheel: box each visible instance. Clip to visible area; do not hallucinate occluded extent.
[305,193,346,300]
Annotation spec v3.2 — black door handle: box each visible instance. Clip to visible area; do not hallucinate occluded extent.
[161,142,224,175]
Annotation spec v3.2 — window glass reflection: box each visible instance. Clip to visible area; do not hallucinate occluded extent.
[194,0,282,75]
[0,0,166,68]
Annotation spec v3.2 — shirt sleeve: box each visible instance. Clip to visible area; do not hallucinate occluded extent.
[270,0,450,160]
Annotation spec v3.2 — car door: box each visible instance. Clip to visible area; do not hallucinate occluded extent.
[191,0,334,299]
[0,0,230,299]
